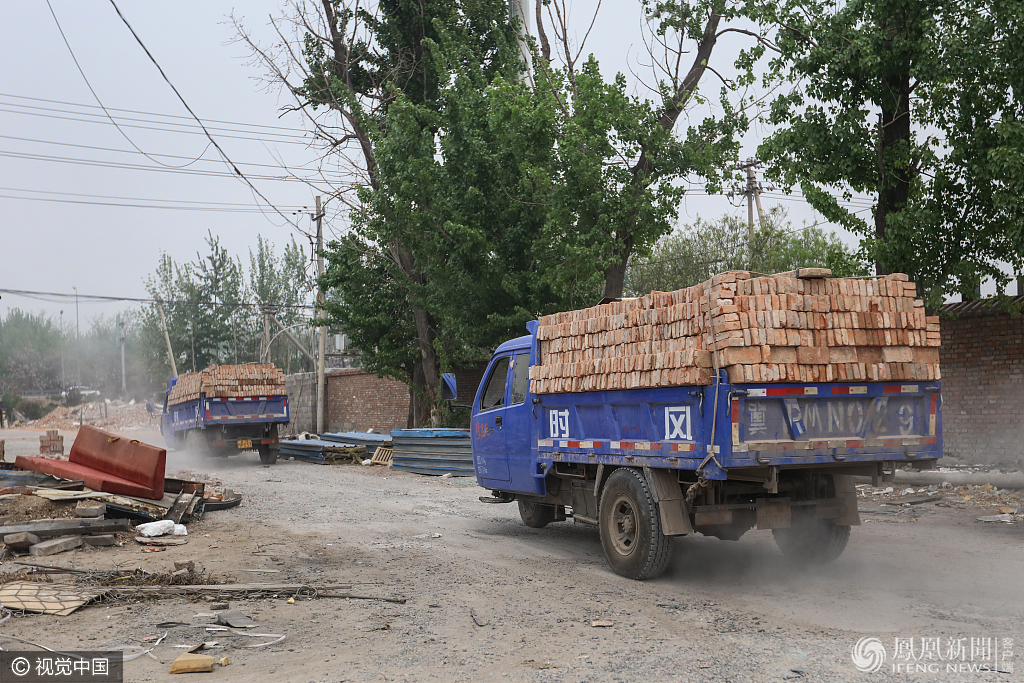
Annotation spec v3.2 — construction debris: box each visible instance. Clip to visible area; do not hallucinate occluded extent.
[39,430,64,456]
[169,652,215,674]
[278,438,366,464]
[0,581,110,615]
[0,517,130,539]
[532,270,940,392]
[28,535,83,556]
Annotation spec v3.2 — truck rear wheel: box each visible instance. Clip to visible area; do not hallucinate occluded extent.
[518,501,556,528]
[598,468,672,580]
[258,445,278,465]
[773,518,850,564]
[184,429,210,458]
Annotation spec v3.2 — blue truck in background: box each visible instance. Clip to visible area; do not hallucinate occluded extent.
[443,320,941,579]
[160,377,289,465]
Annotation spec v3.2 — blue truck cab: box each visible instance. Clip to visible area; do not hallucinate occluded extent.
[160,377,290,465]
[444,321,941,579]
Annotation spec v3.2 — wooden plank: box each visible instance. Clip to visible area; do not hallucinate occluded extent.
[162,492,193,524]
[0,518,129,539]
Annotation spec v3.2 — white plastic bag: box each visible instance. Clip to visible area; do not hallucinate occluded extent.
[136,520,175,537]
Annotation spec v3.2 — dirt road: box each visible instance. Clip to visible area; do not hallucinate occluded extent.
[4,428,1021,682]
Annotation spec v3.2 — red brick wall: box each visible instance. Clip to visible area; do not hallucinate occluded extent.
[940,309,1024,466]
[325,369,409,434]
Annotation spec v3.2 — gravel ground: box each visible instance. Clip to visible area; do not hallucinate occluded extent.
[2,428,1022,682]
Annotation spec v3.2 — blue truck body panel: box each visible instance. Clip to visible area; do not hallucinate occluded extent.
[161,394,289,451]
[469,327,941,496]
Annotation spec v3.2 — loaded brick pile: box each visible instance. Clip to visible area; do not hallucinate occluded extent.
[530,268,941,394]
[167,363,286,406]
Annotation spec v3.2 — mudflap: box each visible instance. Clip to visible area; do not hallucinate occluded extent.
[833,474,861,526]
[643,467,694,536]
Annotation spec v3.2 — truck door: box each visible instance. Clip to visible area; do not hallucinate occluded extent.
[503,352,535,491]
[473,355,512,485]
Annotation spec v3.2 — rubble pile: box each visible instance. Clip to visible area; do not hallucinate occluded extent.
[531,268,941,393]
[33,401,155,432]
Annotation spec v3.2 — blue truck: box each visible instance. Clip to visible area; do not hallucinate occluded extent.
[443,320,941,579]
[160,377,289,464]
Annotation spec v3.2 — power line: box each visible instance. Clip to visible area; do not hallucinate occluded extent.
[0,193,308,214]
[106,0,300,229]
[0,134,328,173]
[0,149,309,183]
[45,0,211,170]
[0,185,307,209]
[0,288,315,310]
[0,103,314,145]
[0,91,313,135]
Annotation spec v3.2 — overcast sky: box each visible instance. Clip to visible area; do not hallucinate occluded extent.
[1,1,861,328]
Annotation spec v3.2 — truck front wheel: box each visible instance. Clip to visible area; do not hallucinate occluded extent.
[518,501,556,528]
[773,518,850,564]
[598,468,672,580]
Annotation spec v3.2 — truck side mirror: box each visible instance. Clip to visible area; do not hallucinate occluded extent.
[441,373,457,401]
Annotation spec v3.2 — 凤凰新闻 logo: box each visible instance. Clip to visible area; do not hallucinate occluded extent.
[852,637,887,673]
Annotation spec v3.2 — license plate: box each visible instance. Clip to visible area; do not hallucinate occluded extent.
[757,503,791,529]
[237,439,252,449]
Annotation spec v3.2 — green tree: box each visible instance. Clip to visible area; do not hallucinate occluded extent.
[625,206,867,294]
[756,0,1024,305]
[0,309,62,394]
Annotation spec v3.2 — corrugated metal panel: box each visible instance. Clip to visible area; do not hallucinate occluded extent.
[390,429,473,476]
[320,431,393,448]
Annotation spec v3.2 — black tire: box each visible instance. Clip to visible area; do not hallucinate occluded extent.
[598,468,672,580]
[518,501,556,528]
[258,445,278,465]
[184,429,211,458]
[773,518,850,564]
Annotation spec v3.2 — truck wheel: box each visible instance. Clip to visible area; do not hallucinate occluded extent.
[773,518,850,564]
[184,430,210,458]
[598,468,672,580]
[518,501,556,528]
[258,445,278,465]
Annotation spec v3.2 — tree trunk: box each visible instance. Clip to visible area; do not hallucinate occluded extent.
[873,16,914,276]
[603,249,630,300]
[394,244,441,428]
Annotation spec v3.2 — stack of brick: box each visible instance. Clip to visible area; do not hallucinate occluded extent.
[530,268,940,394]
[167,363,287,406]
[38,430,64,456]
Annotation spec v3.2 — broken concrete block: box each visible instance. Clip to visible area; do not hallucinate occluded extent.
[83,535,116,547]
[4,532,42,551]
[75,501,106,518]
[29,535,83,556]
[168,652,215,674]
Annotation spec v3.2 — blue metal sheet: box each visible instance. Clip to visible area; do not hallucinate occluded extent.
[391,431,473,477]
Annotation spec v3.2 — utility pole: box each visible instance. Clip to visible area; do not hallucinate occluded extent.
[263,309,271,363]
[734,158,767,234]
[509,0,533,85]
[118,314,126,395]
[157,302,178,378]
[73,286,81,386]
[60,310,65,394]
[314,196,327,435]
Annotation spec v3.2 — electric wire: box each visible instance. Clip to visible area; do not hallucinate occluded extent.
[45,0,212,170]
[105,0,299,228]
[0,288,315,310]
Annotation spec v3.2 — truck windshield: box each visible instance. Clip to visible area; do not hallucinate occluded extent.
[510,353,530,405]
[480,356,510,411]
